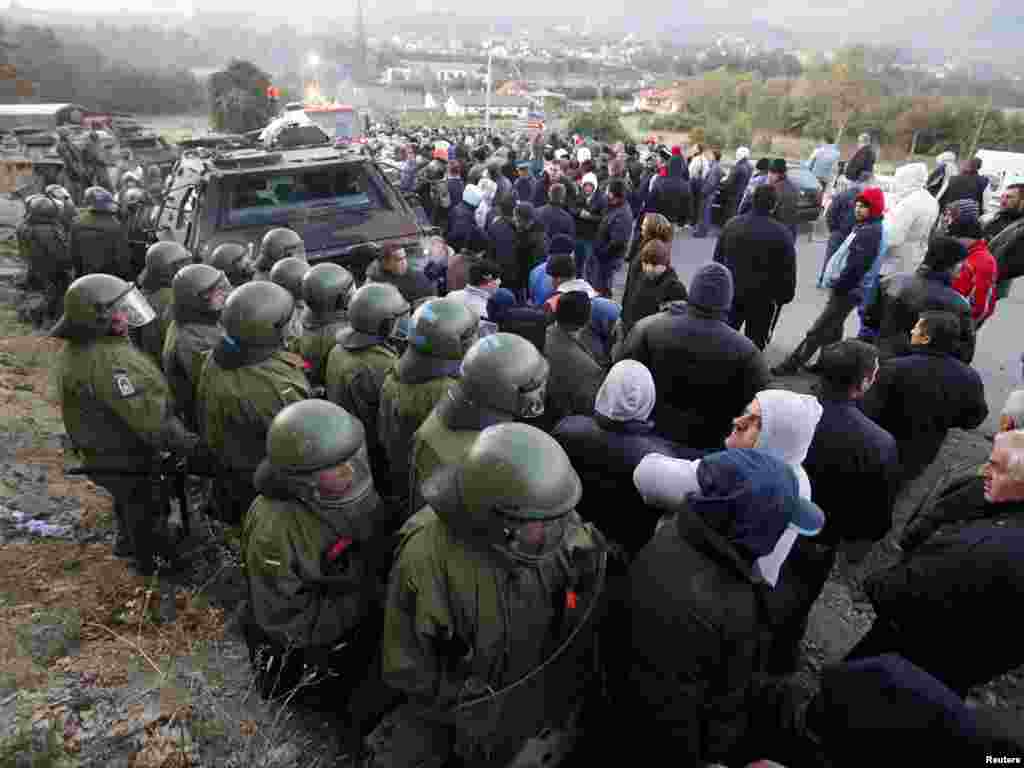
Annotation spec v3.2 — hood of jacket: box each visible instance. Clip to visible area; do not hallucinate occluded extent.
[667,156,685,178]
[754,390,823,467]
[595,359,656,423]
[892,162,928,203]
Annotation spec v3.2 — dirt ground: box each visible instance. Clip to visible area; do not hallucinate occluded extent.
[0,241,1021,765]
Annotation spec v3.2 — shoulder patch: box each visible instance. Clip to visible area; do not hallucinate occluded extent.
[112,370,140,399]
[279,351,306,369]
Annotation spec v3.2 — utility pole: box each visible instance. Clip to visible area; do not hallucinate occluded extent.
[354,0,367,83]
[485,43,493,134]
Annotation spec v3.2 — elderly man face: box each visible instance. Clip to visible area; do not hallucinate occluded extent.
[983,432,1024,504]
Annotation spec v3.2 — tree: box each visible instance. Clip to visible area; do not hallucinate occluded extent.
[568,102,631,143]
[807,48,880,144]
[209,59,274,134]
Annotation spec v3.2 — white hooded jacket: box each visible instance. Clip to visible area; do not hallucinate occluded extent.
[883,163,939,274]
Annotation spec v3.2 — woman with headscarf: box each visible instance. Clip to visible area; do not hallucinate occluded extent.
[552,360,698,556]
[621,448,825,766]
[475,177,498,231]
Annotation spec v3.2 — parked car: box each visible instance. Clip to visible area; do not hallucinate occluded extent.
[712,161,823,227]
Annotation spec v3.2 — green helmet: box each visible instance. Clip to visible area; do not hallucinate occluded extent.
[172,264,230,319]
[53,273,156,338]
[407,297,479,361]
[210,242,255,286]
[422,423,581,557]
[302,263,355,316]
[220,280,294,346]
[141,241,192,288]
[26,195,60,223]
[268,256,310,301]
[340,282,411,349]
[119,187,147,208]
[256,227,305,272]
[457,333,549,419]
[267,399,365,473]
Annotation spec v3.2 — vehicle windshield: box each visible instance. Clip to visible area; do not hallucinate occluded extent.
[221,162,390,227]
[308,111,356,142]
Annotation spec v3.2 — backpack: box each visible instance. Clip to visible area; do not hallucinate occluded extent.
[820,231,856,290]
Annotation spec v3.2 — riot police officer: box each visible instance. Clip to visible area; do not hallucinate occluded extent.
[136,241,192,363]
[298,263,355,390]
[254,227,305,282]
[378,297,479,505]
[324,283,411,498]
[17,195,71,323]
[410,332,549,513]
[54,274,208,573]
[163,264,230,429]
[70,186,132,280]
[373,423,608,768]
[268,255,310,351]
[241,399,393,707]
[119,186,152,277]
[210,242,256,289]
[195,281,311,525]
[44,184,78,235]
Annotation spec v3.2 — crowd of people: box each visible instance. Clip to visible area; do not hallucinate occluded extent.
[22,122,1024,766]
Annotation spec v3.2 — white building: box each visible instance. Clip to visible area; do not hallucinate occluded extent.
[445,94,530,119]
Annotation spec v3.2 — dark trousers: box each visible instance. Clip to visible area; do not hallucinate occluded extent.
[730,297,779,350]
[785,292,858,367]
[96,474,173,573]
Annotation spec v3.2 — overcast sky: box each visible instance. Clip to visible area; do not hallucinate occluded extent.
[0,0,1009,50]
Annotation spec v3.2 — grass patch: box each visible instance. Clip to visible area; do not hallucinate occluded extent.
[0,717,71,768]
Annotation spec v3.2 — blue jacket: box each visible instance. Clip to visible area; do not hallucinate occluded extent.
[700,162,724,197]
[514,176,534,203]
[807,144,840,182]
[528,260,555,306]
[832,217,883,300]
[736,173,770,215]
[485,216,518,286]
[536,204,576,244]
[447,202,487,254]
[595,202,634,266]
[724,158,752,205]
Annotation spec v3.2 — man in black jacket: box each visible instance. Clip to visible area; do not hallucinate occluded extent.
[986,182,1024,298]
[714,184,796,350]
[861,235,974,364]
[862,310,988,486]
[593,179,633,298]
[846,434,1024,697]
[769,158,801,238]
[774,187,885,375]
[617,263,771,450]
[535,183,576,244]
[844,134,876,182]
[645,154,692,226]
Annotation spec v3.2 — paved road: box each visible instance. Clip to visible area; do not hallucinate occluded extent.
[657,225,1019,434]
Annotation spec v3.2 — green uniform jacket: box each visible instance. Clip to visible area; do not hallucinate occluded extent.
[17,221,69,287]
[71,209,132,279]
[195,350,310,474]
[382,506,602,707]
[298,317,349,390]
[137,286,174,363]
[162,319,222,429]
[378,373,454,498]
[243,494,370,649]
[324,344,398,431]
[410,410,480,501]
[58,335,183,470]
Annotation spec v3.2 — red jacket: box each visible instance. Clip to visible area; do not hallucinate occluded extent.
[952,239,997,322]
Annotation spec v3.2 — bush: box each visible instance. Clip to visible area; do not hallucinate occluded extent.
[649,113,699,132]
[756,134,774,154]
[568,106,632,144]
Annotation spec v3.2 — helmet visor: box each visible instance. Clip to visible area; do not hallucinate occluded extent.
[496,511,569,559]
[518,378,547,419]
[201,274,233,313]
[110,286,157,329]
[391,310,413,342]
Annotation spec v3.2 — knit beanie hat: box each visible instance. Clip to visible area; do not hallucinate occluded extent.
[855,187,885,218]
[689,263,734,312]
[549,233,576,257]
[556,290,591,328]
[924,235,969,272]
[581,172,599,190]
[546,252,577,279]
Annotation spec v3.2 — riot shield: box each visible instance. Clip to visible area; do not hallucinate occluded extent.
[451,550,608,768]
